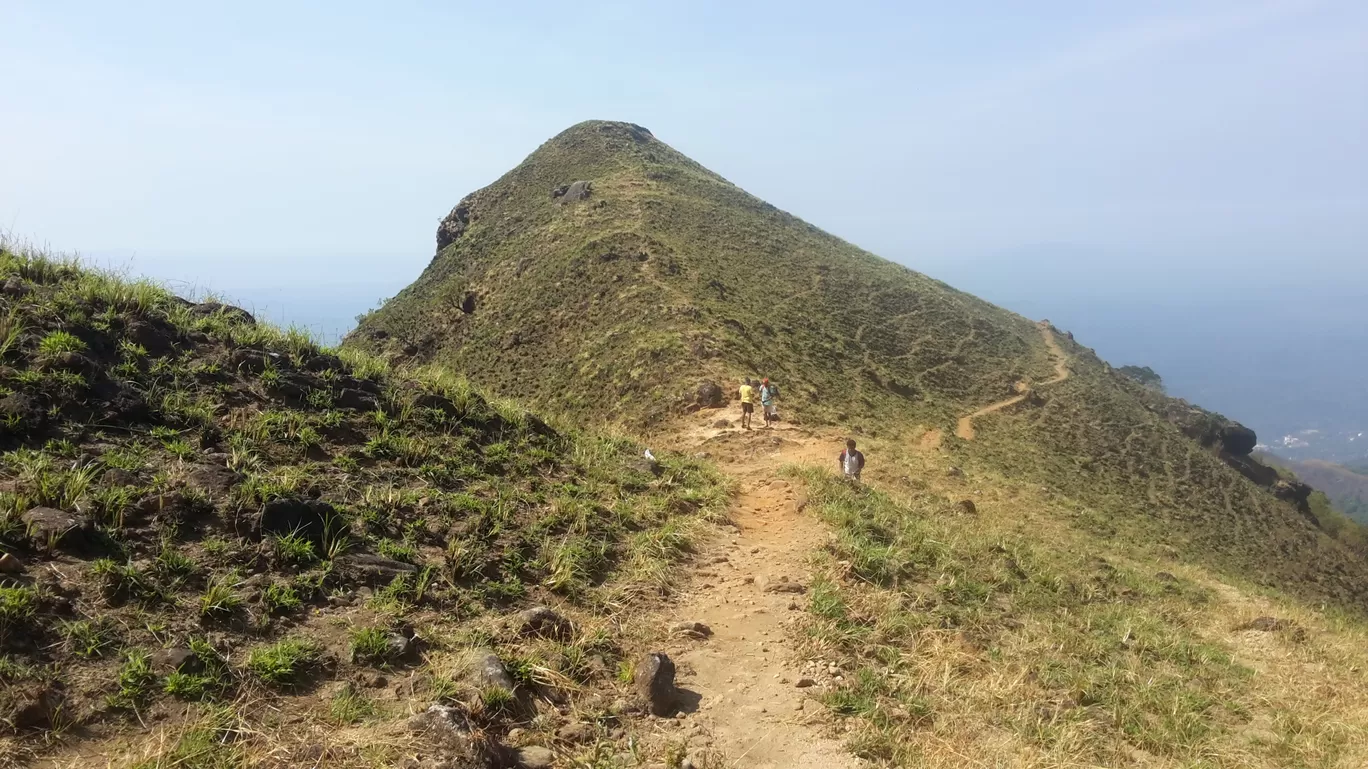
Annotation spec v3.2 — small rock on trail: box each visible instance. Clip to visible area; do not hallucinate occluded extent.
[0,552,24,574]
[672,621,713,639]
[634,652,680,716]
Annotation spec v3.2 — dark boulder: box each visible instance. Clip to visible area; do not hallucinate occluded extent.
[258,497,340,545]
[186,463,240,495]
[414,392,460,417]
[1218,423,1258,457]
[191,302,256,326]
[153,647,202,674]
[228,348,275,374]
[301,351,344,373]
[102,468,139,487]
[629,457,662,477]
[336,388,379,411]
[0,392,43,428]
[633,652,679,716]
[49,351,96,374]
[1223,453,1279,487]
[102,390,151,424]
[695,381,724,408]
[22,507,89,550]
[1,277,30,297]
[124,320,180,357]
[1273,480,1315,517]
[518,606,572,640]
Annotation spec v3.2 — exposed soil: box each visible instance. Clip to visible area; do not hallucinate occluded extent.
[655,416,862,768]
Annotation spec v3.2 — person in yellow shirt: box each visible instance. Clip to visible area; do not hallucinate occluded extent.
[738,377,757,430]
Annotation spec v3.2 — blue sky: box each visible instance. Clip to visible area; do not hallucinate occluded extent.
[2,1,1365,376]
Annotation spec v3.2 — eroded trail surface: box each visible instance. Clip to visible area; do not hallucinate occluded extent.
[660,418,862,769]
[956,322,1070,440]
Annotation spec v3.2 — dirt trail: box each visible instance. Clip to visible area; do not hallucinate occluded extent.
[660,417,862,769]
[955,323,1070,441]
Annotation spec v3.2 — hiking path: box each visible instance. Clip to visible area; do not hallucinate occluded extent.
[652,417,863,769]
[955,322,1070,441]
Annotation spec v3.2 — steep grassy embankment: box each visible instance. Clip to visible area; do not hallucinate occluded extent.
[954,334,1368,612]
[0,244,728,767]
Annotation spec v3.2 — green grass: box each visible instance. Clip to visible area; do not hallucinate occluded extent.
[247,638,322,687]
[0,585,38,630]
[58,618,119,658]
[348,626,400,667]
[197,574,243,620]
[273,531,317,566]
[329,684,377,725]
[264,581,303,614]
[36,330,86,359]
[0,239,730,760]
[106,649,159,710]
[789,467,1266,765]
[163,639,233,701]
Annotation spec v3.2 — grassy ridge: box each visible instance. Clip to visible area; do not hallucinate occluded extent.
[954,335,1368,612]
[347,120,1055,431]
[349,119,1368,617]
[0,243,728,766]
[792,467,1368,768]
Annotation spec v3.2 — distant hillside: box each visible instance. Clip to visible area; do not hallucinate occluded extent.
[1258,454,1368,523]
[347,120,1368,615]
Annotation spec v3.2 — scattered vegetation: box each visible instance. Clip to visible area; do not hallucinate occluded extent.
[0,240,726,764]
[790,465,1368,767]
[346,120,1053,431]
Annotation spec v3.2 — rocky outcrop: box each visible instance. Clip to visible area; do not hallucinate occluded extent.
[437,195,475,252]
[552,180,592,203]
[1273,480,1315,518]
[695,381,724,408]
[1219,424,1258,457]
[190,302,256,326]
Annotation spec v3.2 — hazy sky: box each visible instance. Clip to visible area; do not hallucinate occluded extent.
[3,0,1365,337]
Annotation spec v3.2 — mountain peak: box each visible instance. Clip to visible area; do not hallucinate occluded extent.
[348,123,1368,616]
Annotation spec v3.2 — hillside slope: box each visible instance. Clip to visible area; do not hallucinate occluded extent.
[347,120,1368,615]
[0,245,728,767]
[347,120,1056,430]
[1259,454,1368,522]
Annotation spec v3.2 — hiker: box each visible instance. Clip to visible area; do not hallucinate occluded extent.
[738,377,757,430]
[759,378,779,427]
[838,439,865,481]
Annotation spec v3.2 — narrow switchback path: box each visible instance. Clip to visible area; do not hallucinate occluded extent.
[955,322,1070,441]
